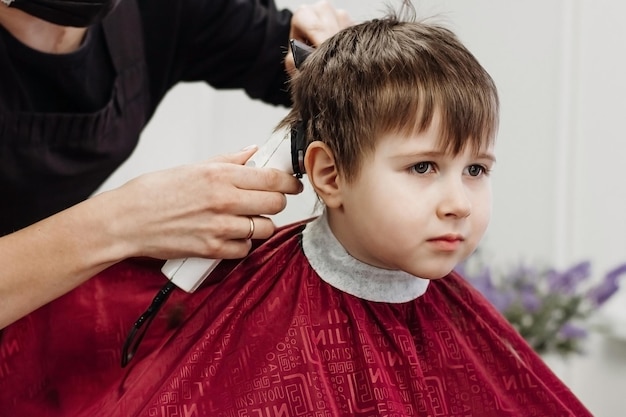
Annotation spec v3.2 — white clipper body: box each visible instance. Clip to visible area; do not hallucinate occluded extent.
[161,129,295,292]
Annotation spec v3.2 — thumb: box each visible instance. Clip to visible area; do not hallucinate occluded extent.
[209,145,259,165]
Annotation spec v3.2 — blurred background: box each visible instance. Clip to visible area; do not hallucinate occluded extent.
[96,1,626,415]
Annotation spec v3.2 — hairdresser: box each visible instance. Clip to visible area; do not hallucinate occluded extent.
[0,0,350,329]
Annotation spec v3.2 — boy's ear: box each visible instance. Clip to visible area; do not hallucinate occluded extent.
[304,141,342,208]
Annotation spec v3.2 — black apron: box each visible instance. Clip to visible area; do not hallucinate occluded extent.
[0,0,148,236]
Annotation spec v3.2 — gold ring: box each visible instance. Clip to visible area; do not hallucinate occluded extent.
[245,216,255,240]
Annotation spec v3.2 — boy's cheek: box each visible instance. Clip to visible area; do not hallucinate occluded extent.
[474,187,493,220]
[471,198,492,240]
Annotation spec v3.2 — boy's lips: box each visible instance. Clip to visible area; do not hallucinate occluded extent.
[427,234,465,251]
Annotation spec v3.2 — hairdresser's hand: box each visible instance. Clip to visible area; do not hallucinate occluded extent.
[100,146,303,261]
[285,0,352,75]
[0,147,302,329]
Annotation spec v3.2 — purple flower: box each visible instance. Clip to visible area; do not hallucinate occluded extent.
[466,266,493,293]
[520,289,541,312]
[454,261,469,279]
[458,265,516,312]
[486,289,516,313]
[587,264,626,306]
[507,263,536,285]
[547,261,591,294]
[558,323,587,339]
[459,253,625,356]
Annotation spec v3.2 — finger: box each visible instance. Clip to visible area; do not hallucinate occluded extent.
[187,164,293,215]
[233,166,304,195]
[218,215,276,240]
[336,9,352,30]
[228,189,289,217]
[215,215,274,241]
[190,215,276,255]
[290,1,353,47]
[208,145,259,165]
[244,216,256,240]
[200,216,275,259]
[241,216,274,240]
[286,2,352,75]
[209,238,253,260]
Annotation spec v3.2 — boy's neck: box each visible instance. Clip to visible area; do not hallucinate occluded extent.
[0,7,87,54]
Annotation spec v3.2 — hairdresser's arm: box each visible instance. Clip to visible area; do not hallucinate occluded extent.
[174,0,350,104]
[0,147,302,329]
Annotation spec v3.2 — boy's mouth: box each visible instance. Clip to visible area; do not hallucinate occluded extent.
[427,234,465,251]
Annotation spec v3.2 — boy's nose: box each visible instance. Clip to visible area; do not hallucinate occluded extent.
[437,180,471,219]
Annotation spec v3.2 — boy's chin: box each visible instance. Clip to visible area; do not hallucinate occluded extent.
[407,267,456,280]
[419,272,453,281]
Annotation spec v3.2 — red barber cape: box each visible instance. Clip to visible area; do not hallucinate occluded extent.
[0,221,591,416]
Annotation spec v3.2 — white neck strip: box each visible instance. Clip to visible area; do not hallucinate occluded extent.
[301,212,429,303]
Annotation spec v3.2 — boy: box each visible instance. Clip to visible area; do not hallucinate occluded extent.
[0,3,591,416]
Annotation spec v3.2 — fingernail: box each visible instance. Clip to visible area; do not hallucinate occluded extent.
[241,144,257,151]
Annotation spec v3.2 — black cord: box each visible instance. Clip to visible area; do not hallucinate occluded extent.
[121,281,176,368]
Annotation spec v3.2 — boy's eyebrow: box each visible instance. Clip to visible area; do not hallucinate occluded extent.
[475,152,497,163]
[402,150,497,163]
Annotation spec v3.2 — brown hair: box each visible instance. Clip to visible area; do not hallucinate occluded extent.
[279,2,499,182]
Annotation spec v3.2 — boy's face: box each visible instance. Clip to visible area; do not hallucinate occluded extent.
[328,117,495,280]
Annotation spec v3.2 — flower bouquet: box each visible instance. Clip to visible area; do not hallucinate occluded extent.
[457,256,626,356]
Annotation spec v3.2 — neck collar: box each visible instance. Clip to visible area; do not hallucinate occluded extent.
[302,212,429,303]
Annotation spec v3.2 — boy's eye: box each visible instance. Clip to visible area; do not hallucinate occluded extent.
[466,164,485,177]
[412,162,432,174]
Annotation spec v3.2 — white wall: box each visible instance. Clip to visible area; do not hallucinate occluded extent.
[98,1,626,415]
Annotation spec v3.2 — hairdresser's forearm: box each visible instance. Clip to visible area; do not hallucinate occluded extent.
[0,151,303,329]
[0,192,127,329]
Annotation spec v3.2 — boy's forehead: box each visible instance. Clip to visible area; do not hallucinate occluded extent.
[375,108,496,157]
[377,128,495,157]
